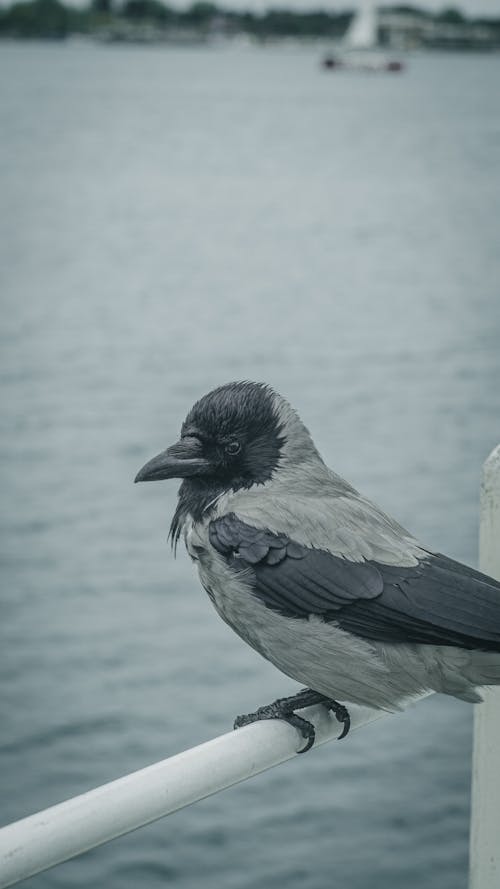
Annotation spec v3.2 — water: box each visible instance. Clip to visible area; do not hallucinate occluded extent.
[1,40,500,889]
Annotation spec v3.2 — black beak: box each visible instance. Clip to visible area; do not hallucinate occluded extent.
[134,438,211,483]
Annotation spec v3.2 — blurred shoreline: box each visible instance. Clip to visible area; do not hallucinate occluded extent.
[1,1,499,50]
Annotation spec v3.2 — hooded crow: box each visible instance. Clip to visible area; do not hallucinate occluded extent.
[135,381,500,751]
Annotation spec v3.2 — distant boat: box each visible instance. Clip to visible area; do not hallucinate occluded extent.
[321,4,404,73]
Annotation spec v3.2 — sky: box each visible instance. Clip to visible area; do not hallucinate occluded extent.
[1,0,499,19]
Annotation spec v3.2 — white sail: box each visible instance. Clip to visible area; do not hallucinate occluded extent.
[344,4,378,50]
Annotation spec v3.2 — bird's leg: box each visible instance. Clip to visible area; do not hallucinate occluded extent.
[233,688,351,753]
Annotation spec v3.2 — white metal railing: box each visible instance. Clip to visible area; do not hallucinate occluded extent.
[0,703,386,888]
[0,444,498,889]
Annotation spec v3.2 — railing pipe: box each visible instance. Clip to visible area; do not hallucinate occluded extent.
[469,444,500,889]
[0,702,385,888]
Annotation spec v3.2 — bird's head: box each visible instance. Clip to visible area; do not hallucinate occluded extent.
[135,381,291,491]
[135,381,322,542]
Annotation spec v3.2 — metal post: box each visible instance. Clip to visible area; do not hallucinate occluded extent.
[0,702,385,889]
[470,444,500,889]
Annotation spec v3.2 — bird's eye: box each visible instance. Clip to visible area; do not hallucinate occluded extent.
[225,439,241,456]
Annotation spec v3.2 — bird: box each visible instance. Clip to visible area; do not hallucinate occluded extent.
[135,381,500,751]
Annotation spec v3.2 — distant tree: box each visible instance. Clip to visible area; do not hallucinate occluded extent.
[237,10,258,34]
[122,0,171,22]
[298,10,347,37]
[183,2,217,26]
[91,0,113,15]
[379,4,430,15]
[236,7,350,39]
[437,7,465,23]
[0,0,69,36]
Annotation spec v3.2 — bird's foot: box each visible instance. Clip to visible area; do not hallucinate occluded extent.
[234,698,316,753]
[233,688,351,753]
[322,699,351,739]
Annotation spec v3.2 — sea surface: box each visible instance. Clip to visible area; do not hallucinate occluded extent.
[1,40,500,889]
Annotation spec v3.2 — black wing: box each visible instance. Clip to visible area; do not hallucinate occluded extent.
[209,513,500,651]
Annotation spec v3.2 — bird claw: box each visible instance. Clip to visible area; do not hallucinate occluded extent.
[323,700,351,739]
[234,700,316,753]
[234,689,351,751]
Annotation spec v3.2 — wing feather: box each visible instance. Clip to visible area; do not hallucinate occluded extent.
[209,513,500,651]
